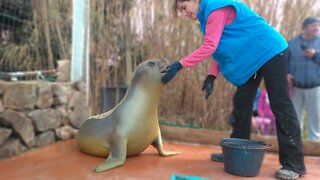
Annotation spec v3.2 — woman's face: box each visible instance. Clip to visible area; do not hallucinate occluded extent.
[177,0,200,20]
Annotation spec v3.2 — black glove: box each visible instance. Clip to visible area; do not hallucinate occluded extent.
[202,75,216,99]
[161,61,182,84]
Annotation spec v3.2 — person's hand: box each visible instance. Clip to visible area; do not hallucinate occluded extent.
[304,48,317,59]
[202,75,216,99]
[287,74,294,88]
[161,61,182,84]
[287,74,294,97]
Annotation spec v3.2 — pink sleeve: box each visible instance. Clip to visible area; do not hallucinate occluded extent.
[208,60,220,77]
[180,7,234,75]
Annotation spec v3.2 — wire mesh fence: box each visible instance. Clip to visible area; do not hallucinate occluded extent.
[0,0,72,81]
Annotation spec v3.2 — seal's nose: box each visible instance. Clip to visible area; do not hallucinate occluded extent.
[161,65,169,73]
[159,59,169,73]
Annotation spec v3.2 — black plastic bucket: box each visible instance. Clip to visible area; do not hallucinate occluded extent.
[221,138,270,177]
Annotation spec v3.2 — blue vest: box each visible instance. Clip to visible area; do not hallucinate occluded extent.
[197,0,288,86]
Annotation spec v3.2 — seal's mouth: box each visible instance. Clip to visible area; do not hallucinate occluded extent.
[160,65,169,74]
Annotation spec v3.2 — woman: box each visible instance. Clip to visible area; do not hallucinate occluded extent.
[161,0,306,179]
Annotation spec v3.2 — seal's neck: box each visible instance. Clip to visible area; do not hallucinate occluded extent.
[126,83,163,104]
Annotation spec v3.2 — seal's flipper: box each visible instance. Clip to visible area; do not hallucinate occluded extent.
[151,129,180,156]
[94,137,127,172]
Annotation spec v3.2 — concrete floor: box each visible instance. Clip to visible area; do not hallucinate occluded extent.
[0,139,319,180]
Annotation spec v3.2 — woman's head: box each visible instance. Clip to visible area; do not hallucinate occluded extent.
[173,0,200,20]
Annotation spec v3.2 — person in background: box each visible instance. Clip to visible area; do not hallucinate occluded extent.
[250,88,261,134]
[287,17,320,141]
[161,0,306,179]
[253,88,261,117]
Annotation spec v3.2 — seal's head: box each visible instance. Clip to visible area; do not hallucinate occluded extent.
[132,59,169,88]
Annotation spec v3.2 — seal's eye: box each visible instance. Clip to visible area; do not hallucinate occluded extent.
[147,61,155,67]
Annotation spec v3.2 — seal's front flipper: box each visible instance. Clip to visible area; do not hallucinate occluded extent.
[94,137,127,172]
[151,129,180,156]
[94,157,125,173]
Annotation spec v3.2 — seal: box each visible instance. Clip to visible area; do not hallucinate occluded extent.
[76,59,179,172]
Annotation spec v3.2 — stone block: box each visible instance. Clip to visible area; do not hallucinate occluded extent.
[0,127,12,146]
[28,109,61,132]
[36,131,56,147]
[0,138,26,159]
[3,82,37,110]
[1,110,35,147]
[36,82,54,109]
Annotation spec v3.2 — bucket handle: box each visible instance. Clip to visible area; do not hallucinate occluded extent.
[242,145,247,154]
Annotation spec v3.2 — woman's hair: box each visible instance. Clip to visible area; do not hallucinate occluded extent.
[172,0,189,17]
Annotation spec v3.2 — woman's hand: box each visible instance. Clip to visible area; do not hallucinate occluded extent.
[202,75,216,99]
[161,61,182,84]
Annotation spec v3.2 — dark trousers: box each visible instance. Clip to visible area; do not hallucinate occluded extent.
[230,50,306,174]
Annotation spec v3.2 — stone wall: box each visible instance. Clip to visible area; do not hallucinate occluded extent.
[0,80,90,159]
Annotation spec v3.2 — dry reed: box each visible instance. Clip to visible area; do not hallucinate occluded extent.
[1,0,319,131]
